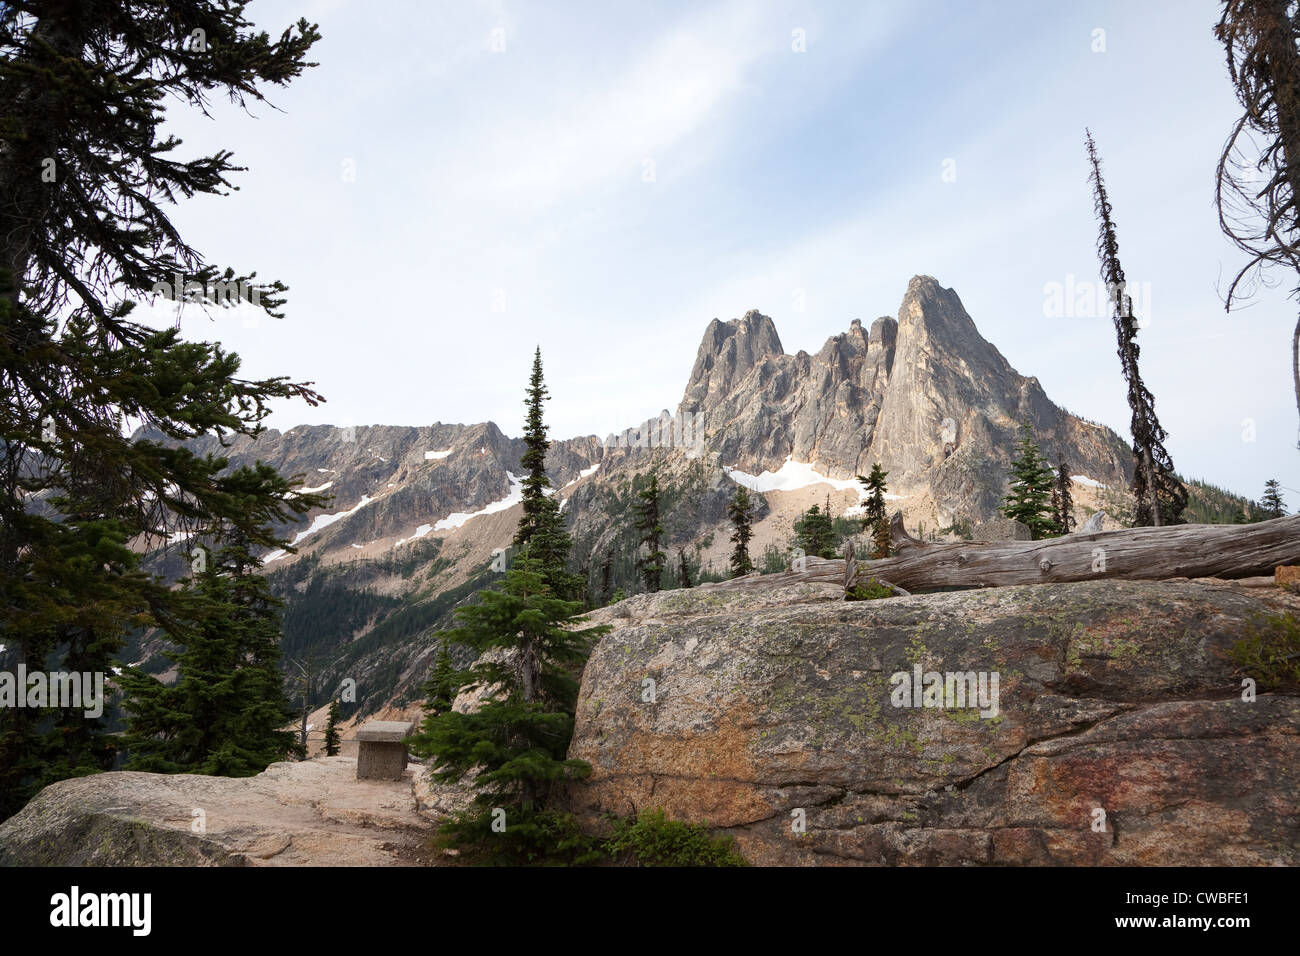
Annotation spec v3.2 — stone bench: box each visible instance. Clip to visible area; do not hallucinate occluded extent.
[355,720,414,781]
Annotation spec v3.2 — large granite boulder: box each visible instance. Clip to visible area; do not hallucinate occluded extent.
[566,579,1300,865]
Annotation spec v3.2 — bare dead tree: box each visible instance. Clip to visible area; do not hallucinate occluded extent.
[1215,0,1300,449]
[1085,130,1188,526]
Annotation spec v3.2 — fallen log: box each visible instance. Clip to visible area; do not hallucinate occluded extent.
[704,513,1300,593]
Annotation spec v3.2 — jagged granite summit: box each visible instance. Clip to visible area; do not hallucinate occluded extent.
[678,276,1133,522]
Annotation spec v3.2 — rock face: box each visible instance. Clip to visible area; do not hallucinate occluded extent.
[565,579,1300,865]
[678,277,1134,522]
[149,420,603,557]
[0,757,433,866]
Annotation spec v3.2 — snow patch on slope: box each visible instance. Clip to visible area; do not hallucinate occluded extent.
[563,464,600,488]
[264,494,377,563]
[433,472,524,532]
[425,449,453,460]
[292,495,375,544]
[393,523,435,548]
[724,457,862,493]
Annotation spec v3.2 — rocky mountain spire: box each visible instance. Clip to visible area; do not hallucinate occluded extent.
[680,310,784,412]
[677,275,1133,521]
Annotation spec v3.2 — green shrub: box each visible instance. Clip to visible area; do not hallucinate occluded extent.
[434,806,605,867]
[432,806,750,867]
[846,577,895,601]
[603,808,748,866]
[1229,612,1300,690]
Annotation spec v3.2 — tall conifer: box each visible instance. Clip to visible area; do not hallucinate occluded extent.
[513,348,576,597]
[0,3,323,820]
[417,549,609,860]
[1000,422,1058,540]
[1086,130,1187,526]
[728,485,755,577]
[324,700,342,757]
[634,473,666,592]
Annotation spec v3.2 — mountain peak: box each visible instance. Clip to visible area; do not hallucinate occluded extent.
[681,310,784,413]
[672,277,1131,516]
[896,274,1002,364]
[714,309,783,352]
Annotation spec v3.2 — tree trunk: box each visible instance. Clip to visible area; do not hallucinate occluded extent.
[705,514,1300,593]
[1293,314,1299,449]
[0,12,82,312]
[1145,445,1162,527]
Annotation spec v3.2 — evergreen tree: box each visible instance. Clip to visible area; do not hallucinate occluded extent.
[793,504,837,558]
[512,348,577,598]
[677,547,694,589]
[1051,455,1075,535]
[425,642,460,716]
[119,534,296,776]
[1086,130,1188,526]
[727,485,755,577]
[633,473,666,593]
[410,642,459,758]
[856,464,890,532]
[324,700,341,757]
[857,463,893,558]
[416,548,609,860]
[0,4,323,819]
[1000,422,1058,540]
[1261,479,1288,518]
[872,516,893,559]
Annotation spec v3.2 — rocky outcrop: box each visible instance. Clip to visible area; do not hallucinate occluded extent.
[0,757,434,866]
[678,276,1134,522]
[565,579,1300,865]
[678,311,897,477]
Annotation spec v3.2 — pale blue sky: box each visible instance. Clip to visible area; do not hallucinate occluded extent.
[140,0,1299,507]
